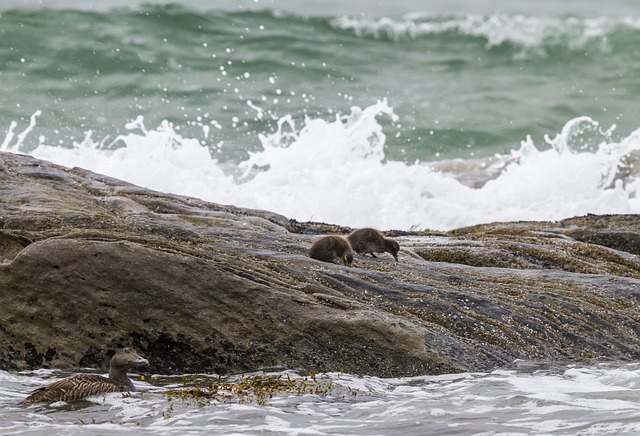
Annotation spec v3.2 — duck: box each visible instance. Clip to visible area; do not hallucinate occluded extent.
[309,235,354,266]
[20,347,148,405]
[347,228,400,261]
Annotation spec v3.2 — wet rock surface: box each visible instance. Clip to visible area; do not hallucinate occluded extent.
[1,151,639,377]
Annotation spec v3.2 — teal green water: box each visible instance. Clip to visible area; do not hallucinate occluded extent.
[3,2,640,163]
[2,5,640,434]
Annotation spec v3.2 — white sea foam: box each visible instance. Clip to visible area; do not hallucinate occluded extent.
[5,365,640,435]
[330,14,640,53]
[2,102,639,231]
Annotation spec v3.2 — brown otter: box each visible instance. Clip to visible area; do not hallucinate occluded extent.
[20,347,149,405]
[309,235,354,266]
[347,228,400,261]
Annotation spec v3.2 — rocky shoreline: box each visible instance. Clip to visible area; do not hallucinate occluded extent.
[1,151,639,377]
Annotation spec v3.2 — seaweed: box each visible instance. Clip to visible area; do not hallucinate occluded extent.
[158,373,334,407]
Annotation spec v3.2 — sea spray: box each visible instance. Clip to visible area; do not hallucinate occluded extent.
[2,103,639,230]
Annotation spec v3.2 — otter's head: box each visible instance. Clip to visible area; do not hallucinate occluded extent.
[385,239,400,261]
[342,250,354,267]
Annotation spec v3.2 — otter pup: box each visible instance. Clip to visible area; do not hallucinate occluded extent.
[20,347,149,405]
[347,228,400,261]
[309,235,354,266]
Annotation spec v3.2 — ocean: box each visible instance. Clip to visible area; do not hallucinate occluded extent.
[6,363,640,435]
[2,0,640,230]
[2,0,640,433]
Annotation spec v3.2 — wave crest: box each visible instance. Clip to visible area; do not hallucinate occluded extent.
[330,14,640,54]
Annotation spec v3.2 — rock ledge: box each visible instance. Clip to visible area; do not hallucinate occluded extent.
[1,151,639,377]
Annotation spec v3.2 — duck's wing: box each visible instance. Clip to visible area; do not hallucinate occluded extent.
[20,374,124,405]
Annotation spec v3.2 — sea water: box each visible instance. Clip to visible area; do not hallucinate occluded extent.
[1,0,639,230]
[5,363,640,435]
[2,0,640,433]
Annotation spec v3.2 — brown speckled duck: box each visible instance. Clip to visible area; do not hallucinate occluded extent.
[309,235,354,266]
[20,347,148,405]
[347,228,400,261]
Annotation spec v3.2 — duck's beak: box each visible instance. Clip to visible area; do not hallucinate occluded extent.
[134,355,149,366]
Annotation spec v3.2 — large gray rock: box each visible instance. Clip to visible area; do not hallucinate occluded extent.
[1,151,639,377]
